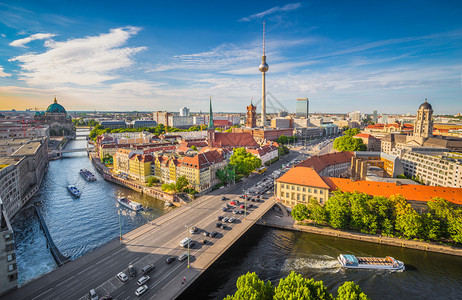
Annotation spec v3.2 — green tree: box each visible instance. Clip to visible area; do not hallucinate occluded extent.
[291,204,310,221]
[229,148,262,175]
[336,281,369,300]
[273,271,333,300]
[325,192,351,229]
[343,128,360,136]
[276,135,288,144]
[395,209,422,239]
[175,175,189,192]
[224,272,274,300]
[146,176,159,187]
[333,136,367,151]
[190,145,198,151]
[306,199,327,224]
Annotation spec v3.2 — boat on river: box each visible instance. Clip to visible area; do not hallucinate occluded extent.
[117,197,143,211]
[79,169,97,181]
[337,254,405,271]
[67,185,81,198]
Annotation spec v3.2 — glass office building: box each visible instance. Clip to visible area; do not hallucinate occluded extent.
[296,98,309,118]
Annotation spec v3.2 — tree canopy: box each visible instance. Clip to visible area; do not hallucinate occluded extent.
[333,135,367,151]
[229,148,262,175]
[224,272,274,300]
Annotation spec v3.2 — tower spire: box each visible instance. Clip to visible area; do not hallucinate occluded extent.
[258,21,269,128]
[208,96,214,130]
[263,20,265,56]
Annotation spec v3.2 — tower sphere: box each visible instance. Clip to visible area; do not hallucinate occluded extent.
[259,59,269,72]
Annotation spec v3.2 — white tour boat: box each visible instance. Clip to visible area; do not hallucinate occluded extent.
[338,254,405,272]
[67,185,81,198]
[117,197,143,211]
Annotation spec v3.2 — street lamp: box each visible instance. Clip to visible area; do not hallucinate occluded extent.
[184,225,191,268]
[243,189,247,220]
[118,209,122,243]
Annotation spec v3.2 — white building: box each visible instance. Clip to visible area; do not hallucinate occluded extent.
[180,107,190,117]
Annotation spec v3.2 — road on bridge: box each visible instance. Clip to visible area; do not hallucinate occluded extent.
[4,151,301,300]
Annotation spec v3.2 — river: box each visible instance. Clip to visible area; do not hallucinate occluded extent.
[11,129,462,299]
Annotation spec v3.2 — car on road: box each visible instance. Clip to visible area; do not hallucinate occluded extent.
[135,285,148,296]
[216,222,222,228]
[117,272,129,282]
[240,210,245,214]
[165,257,175,264]
[137,275,150,286]
[142,264,154,275]
[210,231,218,237]
[128,264,136,277]
[233,210,239,214]
[89,289,98,300]
[190,226,198,234]
[221,224,228,229]
[217,216,223,221]
[240,204,245,209]
[229,201,236,205]
[99,296,112,300]
[201,239,208,244]
[222,207,227,212]
[221,196,227,200]
[178,253,188,262]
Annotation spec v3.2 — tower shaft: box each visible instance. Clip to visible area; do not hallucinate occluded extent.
[261,71,266,127]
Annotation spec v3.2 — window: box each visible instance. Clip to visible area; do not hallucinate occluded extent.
[286,193,289,198]
[308,188,311,193]
[302,195,306,201]
[297,194,300,200]
[8,264,16,271]
[291,186,294,190]
[302,187,306,192]
[314,189,317,194]
[319,190,323,194]
[8,273,17,282]
[297,186,300,191]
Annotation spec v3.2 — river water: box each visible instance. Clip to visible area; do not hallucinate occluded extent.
[11,129,462,299]
[11,130,171,286]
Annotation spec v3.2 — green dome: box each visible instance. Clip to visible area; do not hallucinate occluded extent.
[46,97,66,113]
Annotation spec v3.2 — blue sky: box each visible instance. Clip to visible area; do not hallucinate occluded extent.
[0,0,461,114]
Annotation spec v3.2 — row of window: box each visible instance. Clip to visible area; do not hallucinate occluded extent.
[280,184,323,194]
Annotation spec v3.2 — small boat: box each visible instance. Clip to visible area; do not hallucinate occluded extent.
[67,185,81,198]
[338,254,405,272]
[79,169,97,181]
[118,197,143,211]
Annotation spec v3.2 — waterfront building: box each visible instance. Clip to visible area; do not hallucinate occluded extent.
[296,98,309,118]
[179,150,226,192]
[129,154,153,182]
[276,166,462,209]
[0,206,17,296]
[0,140,48,219]
[34,97,74,136]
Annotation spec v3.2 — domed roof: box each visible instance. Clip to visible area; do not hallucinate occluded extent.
[46,97,66,114]
[419,99,432,110]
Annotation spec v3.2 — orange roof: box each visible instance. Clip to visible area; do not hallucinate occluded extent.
[354,133,374,139]
[322,177,462,205]
[297,152,354,173]
[277,167,330,189]
[212,132,259,148]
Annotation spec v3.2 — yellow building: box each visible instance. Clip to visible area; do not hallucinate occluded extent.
[276,167,330,207]
[129,154,153,182]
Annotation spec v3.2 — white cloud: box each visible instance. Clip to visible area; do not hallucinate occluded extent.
[0,66,11,77]
[239,3,302,22]
[1,33,6,38]
[9,33,56,47]
[9,26,145,85]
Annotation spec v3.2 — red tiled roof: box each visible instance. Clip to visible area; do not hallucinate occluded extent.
[181,150,224,169]
[322,177,462,205]
[212,132,258,148]
[130,154,153,163]
[276,167,330,189]
[297,152,354,173]
[355,133,373,138]
[213,120,232,127]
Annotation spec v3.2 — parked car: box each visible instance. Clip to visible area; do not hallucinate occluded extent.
[228,217,235,223]
[137,275,150,286]
[135,285,148,296]
[99,296,112,300]
[216,222,222,228]
[222,217,229,222]
[165,257,175,264]
[201,239,208,244]
[221,196,227,200]
[233,210,239,214]
[202,230,210,236]
[128,264,136,277]
[142,264,155,275]
[210,231,218,238]
[89,289,98,300]
[222,207,227,212]
[229,201,236,205]
[221,224,228,229]
[217,216,223,221]
[117,272,129,282]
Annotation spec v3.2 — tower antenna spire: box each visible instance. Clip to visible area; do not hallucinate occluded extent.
[263,20,265,55]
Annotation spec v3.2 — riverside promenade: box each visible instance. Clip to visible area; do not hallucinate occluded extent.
[257,207,462,257]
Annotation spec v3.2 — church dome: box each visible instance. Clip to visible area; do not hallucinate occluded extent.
[46,97,67,114]
[419,99,432,110]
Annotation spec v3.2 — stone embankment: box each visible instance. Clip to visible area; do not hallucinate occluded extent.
[258,208,462,257]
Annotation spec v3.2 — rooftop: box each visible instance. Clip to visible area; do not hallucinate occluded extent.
[276,167,330,189]
[296,151,354,173]
[11,141,43,157]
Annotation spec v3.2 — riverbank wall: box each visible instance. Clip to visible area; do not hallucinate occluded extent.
[258,211,462,257]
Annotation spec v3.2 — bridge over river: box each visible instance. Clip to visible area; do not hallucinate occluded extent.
[3,168,285,300]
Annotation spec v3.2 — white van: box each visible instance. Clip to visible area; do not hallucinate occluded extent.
[179,238,192,247]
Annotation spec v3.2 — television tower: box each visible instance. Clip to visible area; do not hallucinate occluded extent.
[259,21,269,128]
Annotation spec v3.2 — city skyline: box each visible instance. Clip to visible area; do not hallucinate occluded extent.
[0,1,462,114]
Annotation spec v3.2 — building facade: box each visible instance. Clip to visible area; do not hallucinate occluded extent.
[296,98,309,118]
[246,103,257,128]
